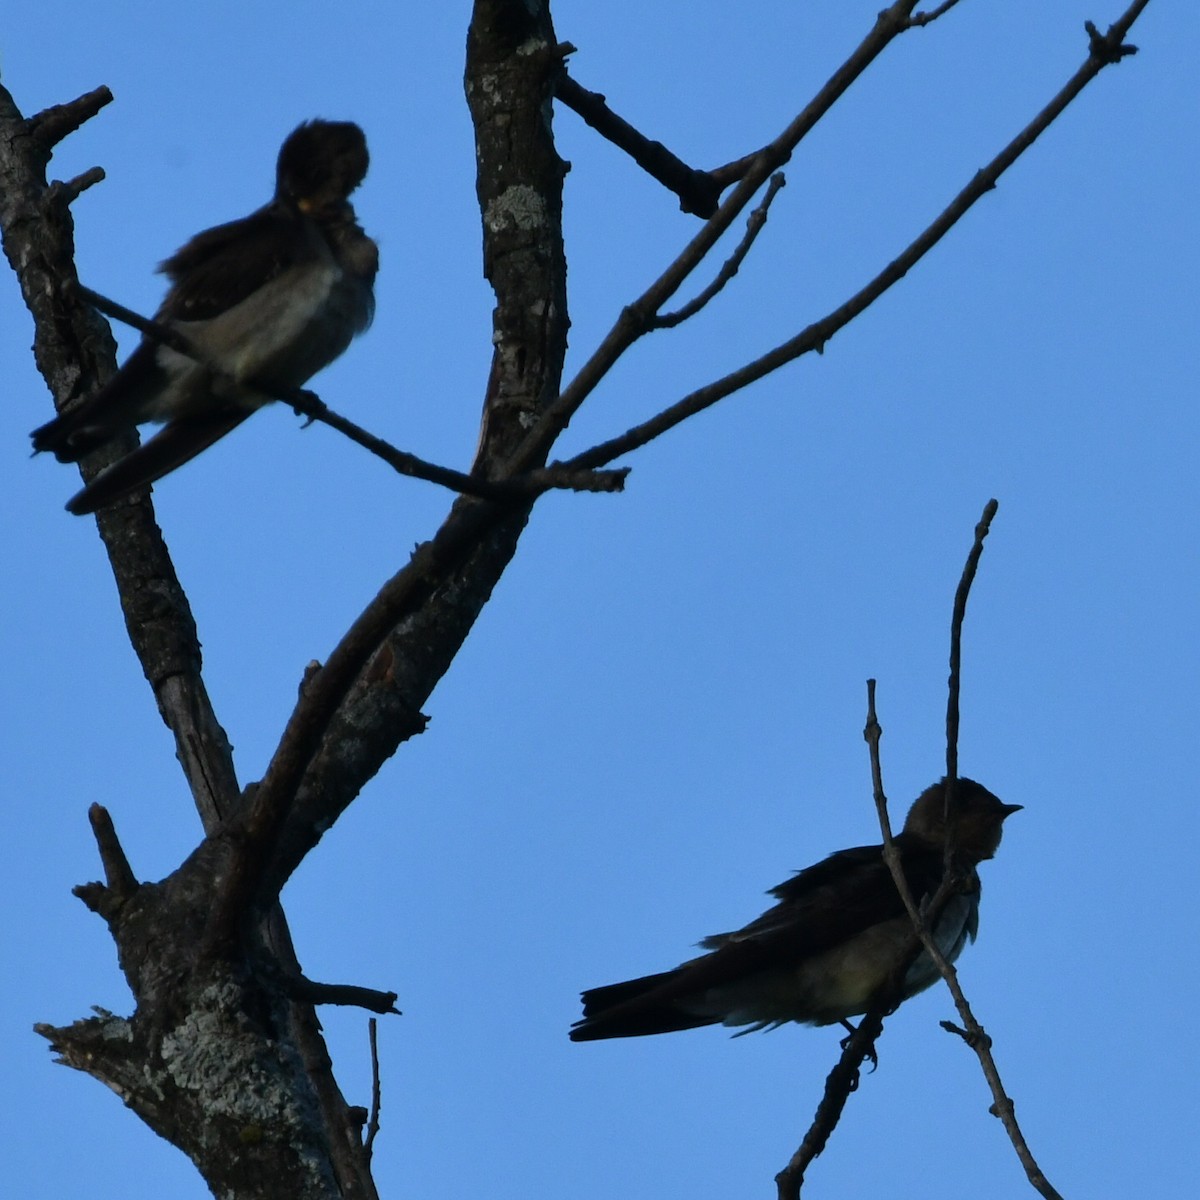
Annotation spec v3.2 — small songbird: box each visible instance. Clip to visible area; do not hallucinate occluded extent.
[570,778,1020,1041]
[31,119,379,515]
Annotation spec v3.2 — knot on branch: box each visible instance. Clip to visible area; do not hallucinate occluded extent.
[940,1018,992,1051]
[1085,20,1138,64]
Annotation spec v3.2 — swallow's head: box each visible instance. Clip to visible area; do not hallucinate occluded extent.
[277,119,370,217]
[903,777,1022,862]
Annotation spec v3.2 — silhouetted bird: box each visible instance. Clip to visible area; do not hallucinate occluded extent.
[31,119,378,515]
[570,778,1019,1041]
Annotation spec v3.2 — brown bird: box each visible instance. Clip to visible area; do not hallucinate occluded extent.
[31,119,378,515]
[570,778,1020,1041]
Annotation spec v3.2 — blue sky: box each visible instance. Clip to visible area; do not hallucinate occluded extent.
[2,2,1196,1197]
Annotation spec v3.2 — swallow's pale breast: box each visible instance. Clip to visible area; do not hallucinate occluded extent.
[32,119,378,515]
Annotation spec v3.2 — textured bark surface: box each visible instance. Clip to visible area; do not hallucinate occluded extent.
[0,83,241,828]
[2,2,569,1195]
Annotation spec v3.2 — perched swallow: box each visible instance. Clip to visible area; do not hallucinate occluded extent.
[570,778,1020,1041]
[31,119,379,515]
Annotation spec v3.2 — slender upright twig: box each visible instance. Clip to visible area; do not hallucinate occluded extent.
[364,1019,382,1162]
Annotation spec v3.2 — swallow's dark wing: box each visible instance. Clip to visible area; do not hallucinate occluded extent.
[157,204,314,321]
[571,843,948,1040]
[64,407,251,515]
[701,841,940,953]
[661,843,940,994]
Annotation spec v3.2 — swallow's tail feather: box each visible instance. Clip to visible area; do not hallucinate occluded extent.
[65,408,251,515]
[569,968,717,1042]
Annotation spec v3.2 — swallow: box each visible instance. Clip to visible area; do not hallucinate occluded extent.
[570,778,1020,1041]
[31,119,379,515]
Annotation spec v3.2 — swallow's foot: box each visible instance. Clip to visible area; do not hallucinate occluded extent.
[838,1019,878,1072]
[292,389,326,427]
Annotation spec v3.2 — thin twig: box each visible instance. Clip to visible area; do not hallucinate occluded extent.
[865,685,965,959]
[206,497,508,940]
[946,499,998,785]
[2,82,243,835]
[775,1010,887,1199]
[502,0,930,476]
[654,174,787,329]
[778,681,948,1198]
[865,682,973,1016]
[871,508,1064,1200]
[938,504,1063,1199]
[555,73,723,218]
[707,147,775,191]
[909,0,968,27]
[864,682,929,936]
[77,286,626,498]
[556,2,1151,475]
[364,1019,382,1162]
[786,509,1060,1200]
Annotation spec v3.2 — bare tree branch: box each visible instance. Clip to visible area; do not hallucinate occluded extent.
[77,285,625,499]
[777,681,962,1199]
[707,147,776,191]
[73,805,140,923]
[208,500,495,936]
[865,506,1066,1200]
[0,80,241,832]
[946,498,998,784]
[933,502,1064,1200]
[559,3,1151,475]
[653,173,787,330]
[555,68,724,217]
[779,498,1059,1198]
[775,1008,888,1199]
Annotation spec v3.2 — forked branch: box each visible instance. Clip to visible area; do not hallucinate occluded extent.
[869,504,1062,1200]
[560,5,1150,476]
[779,500,1063,1198]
